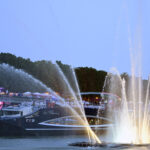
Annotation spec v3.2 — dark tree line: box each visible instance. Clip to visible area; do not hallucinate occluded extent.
[75,67,107,92]
[0,53,107,92]
[0,52,149,100]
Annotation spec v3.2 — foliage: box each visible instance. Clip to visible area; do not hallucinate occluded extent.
[0,53,107,92]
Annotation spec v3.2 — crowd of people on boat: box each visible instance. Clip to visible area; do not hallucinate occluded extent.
[0,87,119,111]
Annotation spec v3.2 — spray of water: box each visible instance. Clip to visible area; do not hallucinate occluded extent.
[0,63,101,143]
[54,63,101,143]
[105,51,150,144]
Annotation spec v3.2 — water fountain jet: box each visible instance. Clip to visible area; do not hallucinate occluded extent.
[0,63,101,143]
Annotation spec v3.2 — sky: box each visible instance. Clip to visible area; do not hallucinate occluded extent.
[0,0,150,79]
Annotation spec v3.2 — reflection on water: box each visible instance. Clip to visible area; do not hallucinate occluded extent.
[0,135,149,150]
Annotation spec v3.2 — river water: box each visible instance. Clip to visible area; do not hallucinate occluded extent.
[0,135,149,150]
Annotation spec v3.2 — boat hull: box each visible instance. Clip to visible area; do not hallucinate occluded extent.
[0,106,107,136]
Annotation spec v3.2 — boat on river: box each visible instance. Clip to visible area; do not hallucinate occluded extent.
[0,92,117,136]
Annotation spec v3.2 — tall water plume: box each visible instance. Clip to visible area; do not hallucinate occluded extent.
[104,35,150,145]
[101,0,150,143]
[103,65,150,144]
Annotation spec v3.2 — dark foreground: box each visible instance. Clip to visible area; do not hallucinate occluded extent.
[0,135,150,150]
[69,141,150,149]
